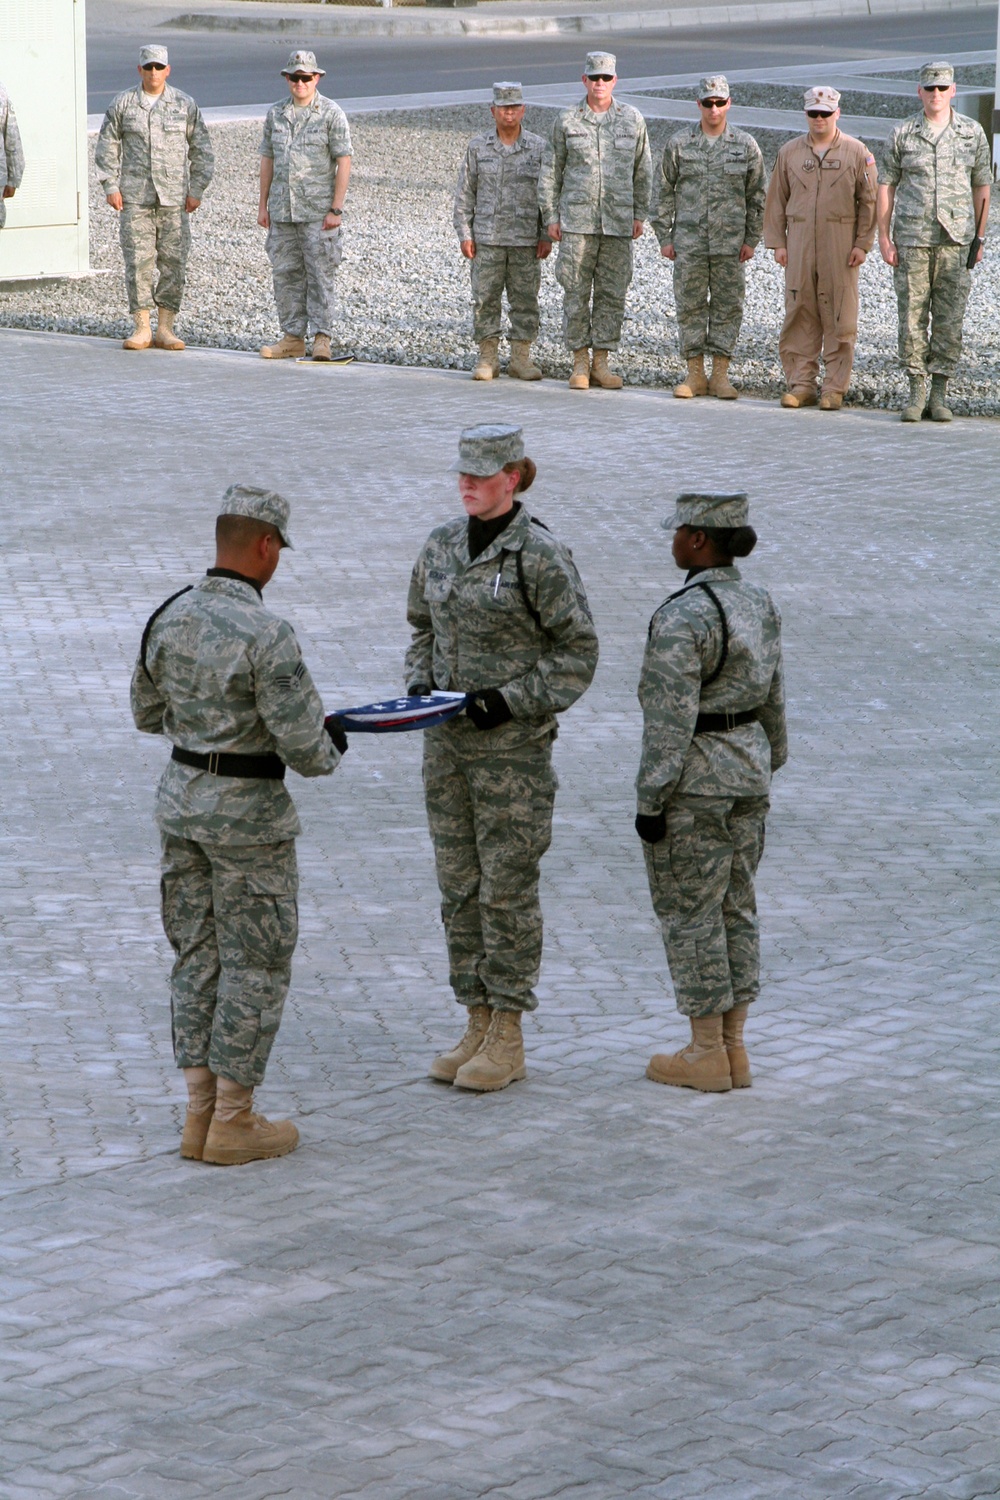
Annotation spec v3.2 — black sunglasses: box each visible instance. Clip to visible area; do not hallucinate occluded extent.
[286,74,316,83]
[587,74,615,83]
[922,83,951,91]
[141,63,167,71]
[806,109,834,118]
[700,98,728,108]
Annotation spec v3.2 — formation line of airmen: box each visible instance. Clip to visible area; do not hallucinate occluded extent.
[83,47,992,419]
[132,428,786,1164]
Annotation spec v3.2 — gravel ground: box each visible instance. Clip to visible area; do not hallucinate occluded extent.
[637,83,911,120]
[1,105,997,415]
[876,64,996,86]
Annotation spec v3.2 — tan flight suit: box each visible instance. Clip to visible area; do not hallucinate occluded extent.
[763,130,877,395]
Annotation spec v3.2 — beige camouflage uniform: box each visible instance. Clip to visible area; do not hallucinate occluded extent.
[0,81,25,230]
[652,119,766,358]
[638,550,787,1018]
[261,93,352,338]
[881,108,992,377]
[96,84,214,313]
[406,505,598,1013]
[130,565,341,1086]
[539,97,652,350]
[454,124,549,343]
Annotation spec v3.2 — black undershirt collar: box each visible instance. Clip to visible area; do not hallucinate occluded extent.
[468,501,521,561]
[207,567,263,599]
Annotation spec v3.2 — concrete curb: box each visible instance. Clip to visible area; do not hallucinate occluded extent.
[165,0,991,39]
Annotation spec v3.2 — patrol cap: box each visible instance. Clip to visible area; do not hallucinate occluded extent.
[663,492,750,531]
[219,484,294,548]
[139,44,169,67]
[492,82,524,105]
[282,49,325,76]
[697,74,730,101]
[803,85,840,111]
[450,423,525,477]
[920,61,954,86]
[584,52,617,77]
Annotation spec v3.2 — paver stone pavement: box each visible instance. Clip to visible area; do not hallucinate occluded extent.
[0,327,999,1498]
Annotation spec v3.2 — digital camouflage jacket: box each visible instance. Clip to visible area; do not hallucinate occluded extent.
[881,109,992,247]
[453,126,549,247]
[96,84,214,206]
[261,93,353,223]
[538,98,652,237]
[652,122,767,255]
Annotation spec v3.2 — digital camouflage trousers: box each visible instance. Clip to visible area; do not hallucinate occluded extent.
[555,232,633,351]
[893,243,971,377]
[643,792,769,1018]
[119,203,191,313]
[470,244,542,342]
[673,252,746,358]
[423,731,557,1013]
[266,220,344,338]
[160,834,299,1086]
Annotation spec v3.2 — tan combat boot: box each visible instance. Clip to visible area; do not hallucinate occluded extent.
[722,1002,751,1088]
[453,1009,526,1092]
[589,349,623,389]
[507,340,542,381]
[180,1066,217,1160]
[928,374,953,422]
[780,386,818,408]
[260,334,306,360]
[901,374,927,423]
[569,347,591,389]
[472,338,500,381]
[202,1078,299,1165]
[646,1014,732,1093]
[312,333,332,362]
[428,1004,492,1083]
[708,355,738,400]
[818,391,843,410]
[123,309,152,350]
[153,307,185,350]
[673,355,708,398]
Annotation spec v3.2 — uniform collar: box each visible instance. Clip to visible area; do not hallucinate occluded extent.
[580,97,619,124]
[457,504,532,569]
[280,91,322,119]
[805,128,841,156]
[918,108,959,139]
[205,567,263,599]
[682,564,740,585]
[489,125,524,151]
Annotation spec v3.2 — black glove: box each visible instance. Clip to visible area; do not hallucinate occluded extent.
[635,812,667,845]
[407,683,431,697]
[466,689,513,732]
[324,714,349,755]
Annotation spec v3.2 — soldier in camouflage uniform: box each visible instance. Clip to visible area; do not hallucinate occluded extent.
[635,493,786,1093]
[0,80,25,230]
[258,50,352,363]
[878,61,992,423]
[96,45,214,352]
[652,75,766,401]
[539,51,652,391]
[406,424,598,1092]
[130,486,348,1165]
[454,82,552,383]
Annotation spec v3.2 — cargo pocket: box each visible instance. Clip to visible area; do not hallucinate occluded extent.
[160,874,182,955]
[239,869,299,968]
[319,226,344,269]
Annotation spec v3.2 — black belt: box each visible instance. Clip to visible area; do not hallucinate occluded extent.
[171,746,286,780]
[693,708,760,735]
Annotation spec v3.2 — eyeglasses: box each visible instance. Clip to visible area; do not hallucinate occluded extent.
[700,99,728,108]
[922,83,951,91]
[806,109,834,118]
[587,74,615,83]
[141,63,167,71]
[286,74,316,83]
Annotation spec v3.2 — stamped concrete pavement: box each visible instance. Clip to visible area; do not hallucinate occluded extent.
[1,328,999,1498]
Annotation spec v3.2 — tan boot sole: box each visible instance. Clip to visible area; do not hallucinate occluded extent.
[202,1138,299,1165]
[472,368,496,381]
[645,1058,732,1092]
[153,336,185,351]
[453,1063,526,1093]
[123,337,152,350]
[568,374,590,390]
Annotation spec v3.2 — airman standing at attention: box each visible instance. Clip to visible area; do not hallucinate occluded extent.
[539,51,652,391]
[0,80,25,230]
[95,45,214,351]
[652,74,766,400]
[763,87,877,410]
[454,82,552,382]
[877,61,992,423]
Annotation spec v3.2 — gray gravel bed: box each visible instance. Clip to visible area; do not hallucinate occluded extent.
[873,64,995,86]
[1,105,997,416]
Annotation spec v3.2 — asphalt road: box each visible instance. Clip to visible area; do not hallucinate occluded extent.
[87,8,995,111]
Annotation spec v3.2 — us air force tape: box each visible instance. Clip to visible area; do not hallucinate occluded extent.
[331,691,469,733]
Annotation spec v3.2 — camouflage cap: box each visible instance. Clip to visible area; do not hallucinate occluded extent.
[584,51,617,76]
[449,423,525,477]
[920,61,954,86]
[138,44,169,67]
[219,484,295,548]
[493,81,524,105]
[803,85,840,111]
[697,74,730,101]
[663,492,750,531]
[282,49,325,77]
